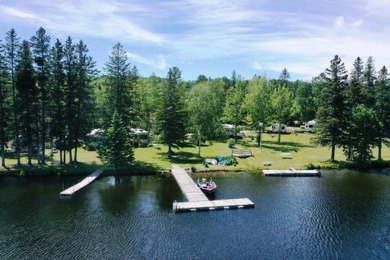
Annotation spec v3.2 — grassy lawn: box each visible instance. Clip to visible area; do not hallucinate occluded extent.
[2,129,390,175]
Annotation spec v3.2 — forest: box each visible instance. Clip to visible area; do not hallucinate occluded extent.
[0,27,389,168]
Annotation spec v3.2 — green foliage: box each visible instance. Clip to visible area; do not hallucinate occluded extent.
[314,55,348,161]
[343,104,380,162]
[103,42,138,126]
[228,138,235,148]
[98,111,134,168]
[155,67,187,158]
[187,80,225,156]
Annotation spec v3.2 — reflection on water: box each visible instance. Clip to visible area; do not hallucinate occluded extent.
[0,171,389,259]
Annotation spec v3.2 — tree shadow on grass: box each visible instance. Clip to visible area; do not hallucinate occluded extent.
[157,151,204,164]
[241,140,314,149]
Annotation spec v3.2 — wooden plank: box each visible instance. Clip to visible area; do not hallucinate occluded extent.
[263,169,320,177]
[60,169,103,197]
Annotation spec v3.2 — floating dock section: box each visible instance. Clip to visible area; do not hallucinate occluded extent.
[263,169,320,177]
[171,165,254,213]
[60,169,103,197]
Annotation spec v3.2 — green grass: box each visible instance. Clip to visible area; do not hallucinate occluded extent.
[2,130,390,175]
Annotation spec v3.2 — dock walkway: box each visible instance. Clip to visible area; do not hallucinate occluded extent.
[263,169,320,177]
[60,169,103,197]
[171,165,254,212]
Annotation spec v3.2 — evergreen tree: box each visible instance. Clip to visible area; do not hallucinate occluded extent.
[156,67,187,158]
[31,27,51,164]
[362,56,376,107]
[72,40,97,163]
[48,39,66,164]
[63,37,77,163]
[314,55,348,161]
[15,40,38,165]
[0,41,11,167]
[4,29,21,164]
[103,42,138,125]
[98,111,134,168]
[375,66,390,160]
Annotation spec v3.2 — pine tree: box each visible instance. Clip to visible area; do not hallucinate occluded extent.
[49,39,66,164]
[98,111,134,168]
[362,56,376,107]
[375,66,390,160]
[0,41,11,167]
[103,42,138,125]
[63,37,77,164]
[31,27,51,164]
[314,55,348,161]
[4,29,21,164]
[72,40,97,163]
[156,67,187,158]
[15,41,38,165]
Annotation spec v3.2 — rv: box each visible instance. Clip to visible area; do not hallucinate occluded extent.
[130,128,149,147]
[305,120,316,133]
[85,128,105,150]
[223,124,244,139]
[269,123,288,133]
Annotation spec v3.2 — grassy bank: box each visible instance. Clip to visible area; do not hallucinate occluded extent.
[1,130,390,176]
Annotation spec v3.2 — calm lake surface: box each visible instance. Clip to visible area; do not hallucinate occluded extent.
[0,170,389,259]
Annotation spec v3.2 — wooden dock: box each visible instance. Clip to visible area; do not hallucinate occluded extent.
[60,169,103,197]
[263,169,321,177]
[171,165,254,213]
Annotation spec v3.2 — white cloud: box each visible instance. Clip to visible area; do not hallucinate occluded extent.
[126,52,167,70]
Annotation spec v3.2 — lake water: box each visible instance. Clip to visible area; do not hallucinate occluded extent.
[0,170,389,259]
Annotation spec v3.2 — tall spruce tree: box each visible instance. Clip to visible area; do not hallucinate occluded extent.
[375,66,390,160]
[0,41,10,167]
[72,40,97,163]
[63,37,77,164]
[363,56,376,107]
[156,67,187,158]
[104,42,138,125]
[49,39,66,164]
[31,27,51,164]
[314,55,348,161]
[15,41,38,165]
[4,29,21,164]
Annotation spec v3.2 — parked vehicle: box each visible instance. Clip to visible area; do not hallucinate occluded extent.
[223,124,245,139]
[130,128,149,147]
[269,123,288,133]
[305,120,316,133]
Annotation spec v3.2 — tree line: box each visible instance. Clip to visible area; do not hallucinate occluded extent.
[0,27,389,169]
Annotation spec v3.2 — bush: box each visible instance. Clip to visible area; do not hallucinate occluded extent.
[228,138,235,148]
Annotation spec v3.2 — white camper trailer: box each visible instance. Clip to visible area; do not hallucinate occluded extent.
[130,128,149,147]
[305,120,316,133]
[269,124,288,133]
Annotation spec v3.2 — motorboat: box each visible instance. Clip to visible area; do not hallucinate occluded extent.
[197,178,217,194]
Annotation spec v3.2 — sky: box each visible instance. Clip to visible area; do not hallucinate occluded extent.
[0,0,389,81]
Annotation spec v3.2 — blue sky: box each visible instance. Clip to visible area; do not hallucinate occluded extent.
[1,0,389,80]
